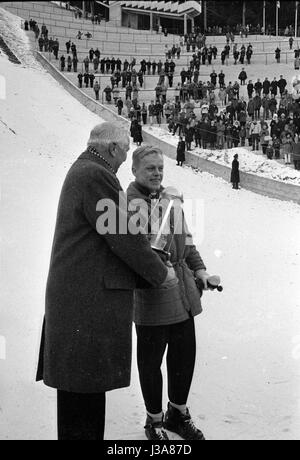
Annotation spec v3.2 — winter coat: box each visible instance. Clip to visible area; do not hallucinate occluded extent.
[250,122,261,135]
[36,150,168,393]
[253,95,262,110]
[269,98,277,112]
[126,182,206,326]
[247,99,255,115]
[281,135,293,154]
[177,140,186,162]
[232,126,240,142]
[216,122,226,136]
[231,159,240,183]
[238,71,247,81]
[130,121,143,143]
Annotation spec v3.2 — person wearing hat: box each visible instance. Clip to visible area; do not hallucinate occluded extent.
[231,154,240,189]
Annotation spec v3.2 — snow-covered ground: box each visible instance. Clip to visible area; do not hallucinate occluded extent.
[1,7,300,441]
[144,125,300,186]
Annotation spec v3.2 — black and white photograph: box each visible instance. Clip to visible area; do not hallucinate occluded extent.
[0,0,300,442]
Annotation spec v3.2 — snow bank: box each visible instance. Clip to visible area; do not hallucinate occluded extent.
[144,125,300,186]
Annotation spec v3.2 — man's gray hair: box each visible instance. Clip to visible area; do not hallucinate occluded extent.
[87,122,129,151]
[132,145,163,169]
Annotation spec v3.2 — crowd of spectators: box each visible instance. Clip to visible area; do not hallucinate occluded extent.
[114,69,300,170]
[28,17,300,169]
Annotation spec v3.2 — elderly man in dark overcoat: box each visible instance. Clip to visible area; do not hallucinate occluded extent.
[36,123,176,441]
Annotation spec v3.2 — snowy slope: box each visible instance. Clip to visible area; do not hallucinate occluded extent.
[144,126,300,186]
[1,8,300,441]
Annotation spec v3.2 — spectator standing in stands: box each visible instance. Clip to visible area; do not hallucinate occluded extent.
[94,81,100,101]
[93,56,99,72]
[84,73,90,89]
[250,120,261,151]
[71,43,77,58]
[260,123,270,154]
[126,83,133,101]
[67,56,72,72]
[84,56,90,72]
[72,55,78,73]
[104,86,112,103]
[141,103,148,125]
[247,80,254,99]
[282,132,293,164]
[218,70,225,88]
[117,98,124,116]
[113,87,120,106]
[262,77,271,96]
[66,40,71,54]
[176,136,186,166]
[270,77,278,96]
[77,73,83,89]
[238,68,247,86]
[60,55,66,72]
[278,75,287,97]
[38,36,44,52]
[254,78,263,96]
[275,47,281,63]
[89,73,95,89]
[154,100,163,126]
[148,101,156,126]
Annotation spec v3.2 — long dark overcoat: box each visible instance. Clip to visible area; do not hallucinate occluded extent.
[176,140,186,163]
[231,159,240,184]
[36,149,168,394]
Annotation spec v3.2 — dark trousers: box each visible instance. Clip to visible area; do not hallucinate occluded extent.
[57,390,106,440]
[136,318,196,415]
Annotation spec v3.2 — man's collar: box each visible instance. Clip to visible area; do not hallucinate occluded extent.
[134,181,163,200]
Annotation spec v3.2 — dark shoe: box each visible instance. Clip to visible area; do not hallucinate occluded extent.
[145,415,169,441]
[164,403,205,441]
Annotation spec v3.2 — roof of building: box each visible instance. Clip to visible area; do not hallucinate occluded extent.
[102,1,202,18]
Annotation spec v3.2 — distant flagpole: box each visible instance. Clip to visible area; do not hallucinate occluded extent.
[296,1,299,38]
[263,0,266,35]
[276,1,280,37]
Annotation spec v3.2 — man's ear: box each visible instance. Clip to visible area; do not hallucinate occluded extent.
[108,141,117,158]
[132,165,137,177]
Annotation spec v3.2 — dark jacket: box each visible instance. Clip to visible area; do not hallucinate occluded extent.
[127,182,206,327]
[177,140,186,162]
[231,159,240,183]
[36,150,168,393]
[130,120,143,143]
